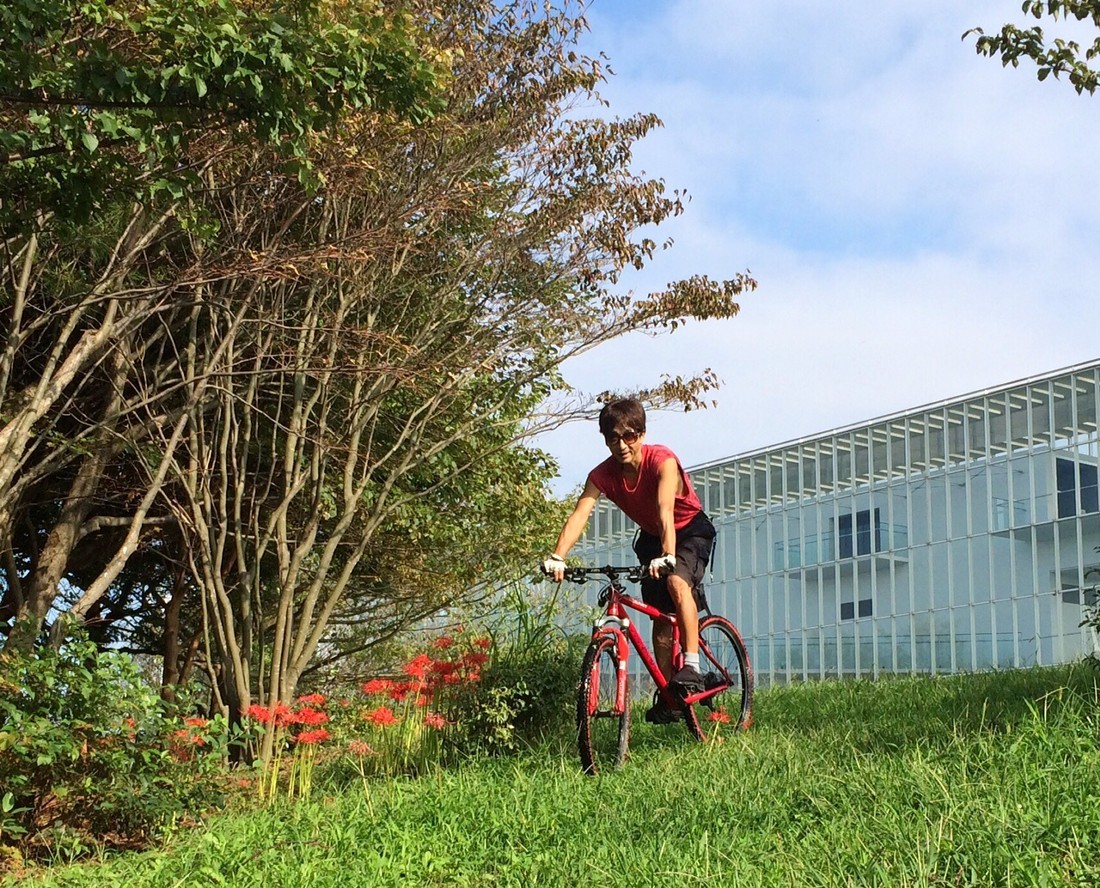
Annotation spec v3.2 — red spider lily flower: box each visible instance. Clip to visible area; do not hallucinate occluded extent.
[415,693,431,707]
[184,716,207,728]
[465,670,481,684]
[245,703,274,723]
[295,728,331,745]
[463,651,489,668]
[297,693,327,707]
[423,712,447,730]
[706,710,732,724]
[348,739,374,757]
[433,636,455,650]
[295,707,330,727]
[272,703,296,727]
[361,678,393,695]
[443,672,462,685]
[405,653,434,679]
[388,681,414,702]
[472,636,492,650]
[430,659,457,676]
[172,729,206,747]
[367,705,398,727]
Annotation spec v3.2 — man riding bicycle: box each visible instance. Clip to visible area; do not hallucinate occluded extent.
[542,398,716,723]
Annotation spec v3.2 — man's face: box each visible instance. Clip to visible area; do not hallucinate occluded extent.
[604,426,644,468]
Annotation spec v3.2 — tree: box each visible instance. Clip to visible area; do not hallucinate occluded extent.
[968,1,1100,94]
[0,0,444,650]
[2,1,755,741]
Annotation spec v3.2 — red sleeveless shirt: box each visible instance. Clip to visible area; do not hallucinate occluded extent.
[587,444,702,537]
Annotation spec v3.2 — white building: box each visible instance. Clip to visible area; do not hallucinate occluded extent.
[575,359,1100,685]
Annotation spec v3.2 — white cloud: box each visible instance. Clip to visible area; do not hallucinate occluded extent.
[541,1,1100,495]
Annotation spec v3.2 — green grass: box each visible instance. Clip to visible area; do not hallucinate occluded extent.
[10,665,1100,887]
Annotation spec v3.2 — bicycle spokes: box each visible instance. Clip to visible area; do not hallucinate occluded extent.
[577,635,629,775]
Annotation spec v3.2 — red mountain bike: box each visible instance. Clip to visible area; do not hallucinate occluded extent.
[564,564,753,776]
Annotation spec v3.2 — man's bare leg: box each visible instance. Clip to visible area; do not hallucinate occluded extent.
[667,573,698,655]
[652,621,673,682]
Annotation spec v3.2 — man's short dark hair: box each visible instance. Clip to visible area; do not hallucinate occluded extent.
[598,398,646,437]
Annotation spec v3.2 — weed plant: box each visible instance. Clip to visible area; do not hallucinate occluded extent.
[11,664,1100,887]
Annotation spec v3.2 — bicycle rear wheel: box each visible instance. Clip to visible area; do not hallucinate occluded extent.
[684,615,753,740]
[577,634,630,775]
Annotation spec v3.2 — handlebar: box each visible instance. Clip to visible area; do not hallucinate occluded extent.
[559,564,646,584]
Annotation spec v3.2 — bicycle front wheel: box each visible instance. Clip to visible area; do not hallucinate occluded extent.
[577,634,630,775]
[684,615,754,740]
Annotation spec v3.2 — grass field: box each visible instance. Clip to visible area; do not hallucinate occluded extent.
[10,664,1100,887]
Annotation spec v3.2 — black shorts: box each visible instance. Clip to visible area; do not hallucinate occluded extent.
[632,511,715,614]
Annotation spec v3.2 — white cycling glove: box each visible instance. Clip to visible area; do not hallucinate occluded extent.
[541,553,566,578]
[647,553,677,576]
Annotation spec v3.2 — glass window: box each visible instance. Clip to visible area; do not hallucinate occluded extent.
[927,416,946,467]
[853,433,870,487]
[737,467,752,513]
[1052,377,1074,443]
[840,599,873,620]
[950,538,969,607]
[872,426,890,482]
[785,453,800,503]
[950,472,968,539]
[910,480,930,546]
[909,419,927,472]
[988,395,1009,455]
[837,507,880,557]
[1056,456,1100,517]
[800,446,817,495]
[1032,385,1052,445]
[753,460,767,509]
[769,457,784,504]
[967,405,987,460]
[1076,374,1098,435]
[969,467,990,535]
[819,443,835,492]
[721,468,738,514]
[928,475,948,543]
[836,440,853,491]
[1008,389,1030,450]
[889,422,907,478]
[946,408,966,465]
[707,473,722,514]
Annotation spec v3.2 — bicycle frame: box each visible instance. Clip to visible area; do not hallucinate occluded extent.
[569,565,728,713]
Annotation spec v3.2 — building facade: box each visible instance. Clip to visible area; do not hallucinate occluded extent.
[574,360,1100,685]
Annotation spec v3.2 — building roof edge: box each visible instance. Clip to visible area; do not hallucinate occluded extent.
[688,356,1100,474]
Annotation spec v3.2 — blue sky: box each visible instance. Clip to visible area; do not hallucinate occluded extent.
[537,1,1100,495]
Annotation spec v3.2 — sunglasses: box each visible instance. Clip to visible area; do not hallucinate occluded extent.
[604,429,640,446]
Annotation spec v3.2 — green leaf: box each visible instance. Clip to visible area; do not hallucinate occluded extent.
[81,132,99,152]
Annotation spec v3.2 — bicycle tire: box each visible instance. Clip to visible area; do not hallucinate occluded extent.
[683,615,754,741]
[576,634,630,775]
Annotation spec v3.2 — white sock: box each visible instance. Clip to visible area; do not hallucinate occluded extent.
[684,652,700,670]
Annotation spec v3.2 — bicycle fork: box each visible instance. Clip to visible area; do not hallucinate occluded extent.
[591,616,631,714]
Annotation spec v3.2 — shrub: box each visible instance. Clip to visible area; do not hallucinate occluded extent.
[0,635,228,863]
[444,634,585,756]
[443,582,588,757]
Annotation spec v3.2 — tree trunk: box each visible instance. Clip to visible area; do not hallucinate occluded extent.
[4,443,113,651]
[160,564,188,701]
